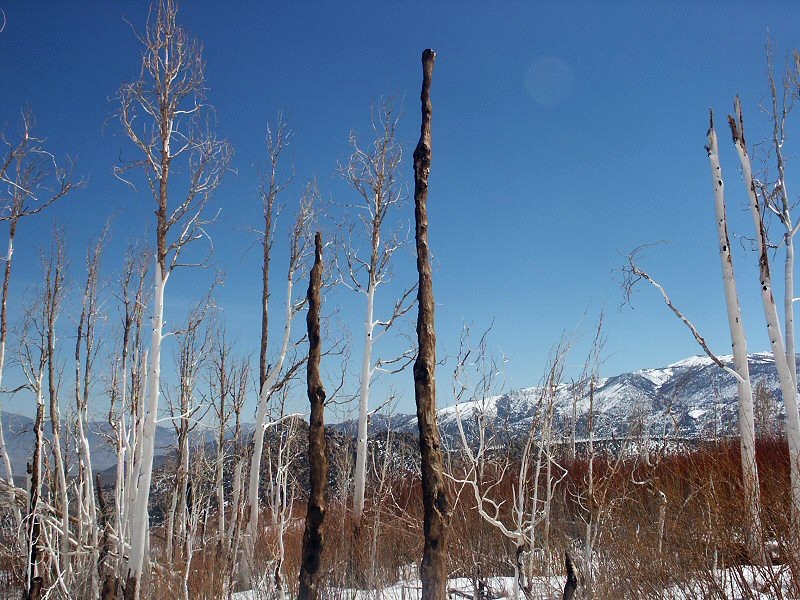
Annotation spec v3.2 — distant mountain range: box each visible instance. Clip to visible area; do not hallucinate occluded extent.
[337,352,789,444]
[0,412,178,484]
[0,352,791,480]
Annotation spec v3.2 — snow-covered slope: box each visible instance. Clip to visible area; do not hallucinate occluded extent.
[365,352,787,442]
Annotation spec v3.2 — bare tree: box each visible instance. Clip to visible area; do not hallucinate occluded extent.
[298,231,327,600]
[264,389,302,600]
[412,48,450,600]
[164,295,214,564]
[74,225,110,596]
[20,234,67,599]
[0,110,81,528]
[622,243,768,563]
[728,95,800,533]
[223,355,250,594]
[259,117,293,393]
[45,231,70,587]
[705,111,764,563]
[339,97,416,527]
[242,186,314,588]
[450,331,569,600]
[115,0,231,595]
[208,325,233,547]
[108,241,150,596]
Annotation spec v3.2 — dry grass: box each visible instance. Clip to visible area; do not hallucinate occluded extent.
[2,436,797,598]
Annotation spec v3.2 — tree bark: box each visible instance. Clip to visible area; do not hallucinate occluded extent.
[25,384,45,600]
[0,227,17,528]
[562,552,578,600]
[412,48,450,600]
[298,232,327,600]
[729,99,800,530]
[706,111,764,563]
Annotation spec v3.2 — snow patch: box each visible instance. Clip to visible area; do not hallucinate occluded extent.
[666,355,721,369]
[638,367,673,387]
[688,408,708,420]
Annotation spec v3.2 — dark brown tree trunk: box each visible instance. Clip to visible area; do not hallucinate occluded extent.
[563,551,578,600]
[24,577,43,600]
[298,232,327,600]
[96,475,119,599]
[25,403,44,600]
[412,48,450,600]
[100,575,118,600]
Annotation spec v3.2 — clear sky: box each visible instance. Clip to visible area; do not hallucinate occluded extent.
[2,1,800,419]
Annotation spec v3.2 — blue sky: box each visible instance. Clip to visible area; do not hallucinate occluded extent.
[2,1,800,419]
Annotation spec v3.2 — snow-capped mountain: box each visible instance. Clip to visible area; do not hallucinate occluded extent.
[1,353,791,480]
[360,352,788,443]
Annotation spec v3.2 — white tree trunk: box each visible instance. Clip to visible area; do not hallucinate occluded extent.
[242,277,295,586]
[0,236,21,532]
[707,116,764,561]
[51,419,70,578]
[126,262,167,592]
[731,102,800,527]
[228,458,243,555]
[216,438,225,541]
[785,232,797,388]
[114,413,127,571]
[77,404,99,595]
[124,354,147,547]
[353,283,376,525]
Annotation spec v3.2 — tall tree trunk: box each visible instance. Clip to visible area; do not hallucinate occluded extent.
[706,111,764,563]
[729,99,800,530]
[298,232,327,600]
[0,227,21,532]
[125,259,167,600]
[49,340,69,580]
[242,276,295,586]
[353,280,375,526]
[412,48,450,600]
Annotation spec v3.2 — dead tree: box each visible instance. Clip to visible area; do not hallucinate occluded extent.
[449,330,570,600]
[109,241,150,597]
[45,232,70,584]
[165,295,214,563]
[728,96,800,533]
[242,186,314,588]
[74,226,110,596]
[412,48,450,600]
[115,1,230,595]
[298,232,327,600]
[0,110,81,530]
[705,111,764,563]
[259,117,292,394]
[339,97,415,527]
[21,236,67,599]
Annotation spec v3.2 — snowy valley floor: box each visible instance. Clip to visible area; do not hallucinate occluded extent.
[231,567,796,599]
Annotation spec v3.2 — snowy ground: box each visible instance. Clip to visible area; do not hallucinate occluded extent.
[231,566,795,599]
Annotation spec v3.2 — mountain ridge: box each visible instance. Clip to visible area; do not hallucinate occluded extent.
[0,352,790,478]
[339,351,788,444]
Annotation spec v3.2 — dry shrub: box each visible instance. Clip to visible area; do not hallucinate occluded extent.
[114,434,798,598]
